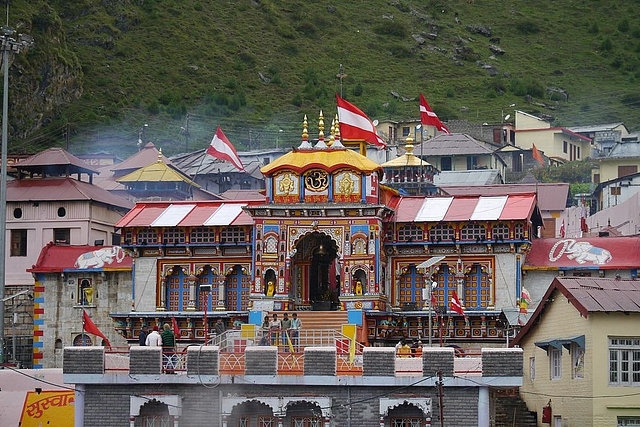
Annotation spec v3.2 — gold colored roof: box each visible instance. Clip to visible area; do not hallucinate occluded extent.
[117,153,200,187]
[381,135,433,168]
[261,148,382,176]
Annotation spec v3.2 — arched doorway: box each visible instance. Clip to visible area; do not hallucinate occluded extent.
[284,400,324,426]
[292,232,339,310]
[227,400,275,426]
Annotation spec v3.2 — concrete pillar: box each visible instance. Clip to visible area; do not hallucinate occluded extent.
[75,384,84,427]
[478,386,490,427]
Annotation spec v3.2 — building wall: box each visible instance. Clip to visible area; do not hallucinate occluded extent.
[518,290,594,426]
[38,270,132,368]
[596,158,640,184]
[590,312,640,425]
[6,201,124,286]
[133,257,159,311]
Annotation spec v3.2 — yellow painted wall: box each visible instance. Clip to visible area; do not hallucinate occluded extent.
[518,289,640,426]
[596,158,640,183]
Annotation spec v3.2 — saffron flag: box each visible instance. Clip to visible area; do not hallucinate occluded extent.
[82,310,111,348]
[172,317,181,338]
[206,127,245,172]
[336,94,387,149]
[559,219,565,238]
[449,290,466,317]
[532,143,545,166]
[419,93,450,134]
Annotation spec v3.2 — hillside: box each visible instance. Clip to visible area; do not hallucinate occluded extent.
[5,0,640,158]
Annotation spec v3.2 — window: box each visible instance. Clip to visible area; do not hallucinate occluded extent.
[572,344,584,379]
[13,207,22,219]
[618,165,638,178]
[221,226,246,243]
[441,157,452,171]
[137,228,158,245]
[402,127,410,137]
[57,207,66,217]
[190,227,215,243]
[550,348,562,380]
[466,156,478,170]
[492,223,510,240]
[10,229,27,257]
[609,338,640,386]
[429,224,454,242]
[55,228,70,244]
[611,187,622,196]
[78,278,94,306]
[563,141,568,153]
[292,417,322,427]
[398,224,423,242]
[530,356,536,381]
[619,417,640,426]
[460,223,486,241]
[162,227,185,244]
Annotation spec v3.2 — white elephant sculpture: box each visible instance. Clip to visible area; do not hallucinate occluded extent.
[549,239,612,265]
[75,246,126,269]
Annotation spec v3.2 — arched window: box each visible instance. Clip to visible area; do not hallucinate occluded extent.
[460,223,486,241]
[492,222,510,240]
[428,224,454,242]
[463,264,491,309]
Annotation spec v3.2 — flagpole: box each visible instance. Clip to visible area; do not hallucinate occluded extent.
[192,148,207,184]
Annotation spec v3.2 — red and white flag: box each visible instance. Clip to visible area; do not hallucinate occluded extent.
[559,219,565,238]
[336,95,387,149]
[206,127,245,172]
[419,93,450,134]
[449,290,466,317]
[82,310,111,348]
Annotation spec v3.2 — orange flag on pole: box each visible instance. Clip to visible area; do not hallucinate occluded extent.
[82,310,111,348]
[532,143,545,166]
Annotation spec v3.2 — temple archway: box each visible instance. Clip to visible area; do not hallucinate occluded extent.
[291,231,339,309]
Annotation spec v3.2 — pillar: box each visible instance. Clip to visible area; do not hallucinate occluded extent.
[216,276,226,310]
[478,386,489,427]
[75,384,85,427]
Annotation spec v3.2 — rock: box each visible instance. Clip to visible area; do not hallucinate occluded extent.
[489,45,505,55]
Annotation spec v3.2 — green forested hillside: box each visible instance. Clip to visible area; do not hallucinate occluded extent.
[5,0,640,157]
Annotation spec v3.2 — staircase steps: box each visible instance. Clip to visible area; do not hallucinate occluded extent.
[494,395,538,427]
[293,311,349,333]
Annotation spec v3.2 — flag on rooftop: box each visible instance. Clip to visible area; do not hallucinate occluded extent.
[206,127,245,172]
[419,93,450,134]
[336,94,387,149]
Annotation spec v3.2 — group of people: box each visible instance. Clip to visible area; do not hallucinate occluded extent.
[395,338,423,358]
[139,323,178,370]
[260,312,302,351]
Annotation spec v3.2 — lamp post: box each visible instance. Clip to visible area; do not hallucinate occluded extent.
[422,277,438,347]
[137,123,148,151]
[0,24,33,364]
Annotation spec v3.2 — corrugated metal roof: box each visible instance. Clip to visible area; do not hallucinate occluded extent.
[115,200,263,229]
[414,133,495,156]
[15,147,100,175]
[381,153,433,168]
[110,143,172,173]
[395,194,536,223]
[7,177,133,210]
[440,183,568,212]
[433,170,502,186]
[510,277,640,348]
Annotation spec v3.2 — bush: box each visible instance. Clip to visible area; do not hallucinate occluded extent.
[373,21,407,38]
[600,37,613,52]
[509,78,544,98]
[618,18,630,33]
[352,82,364,97]
[516,20,540,35]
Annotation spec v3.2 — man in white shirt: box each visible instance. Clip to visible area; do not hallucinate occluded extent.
[145,325,163,346]
[290,313,302,351]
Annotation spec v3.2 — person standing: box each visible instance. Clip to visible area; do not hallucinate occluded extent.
[139,325,148,346]
[145,325,162,347]
[269,313,281,348]
[290,313,302,351]
[214,318,227,349]
[161,323,177,371]
[281,313,292,350]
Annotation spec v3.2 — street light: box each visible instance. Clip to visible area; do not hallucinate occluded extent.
[417,256,445,347]
[137,123,148,151]
[199,282,212,343]
[0,23,33,364]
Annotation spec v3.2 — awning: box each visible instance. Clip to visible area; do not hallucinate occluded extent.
[396,194,537,223]
[535,335,585,351]
[116,201,261,228]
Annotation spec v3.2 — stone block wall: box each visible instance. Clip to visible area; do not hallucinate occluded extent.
[362,347,395,376]
[245,346,277,375]
[63,347,104,374]
[187,345,219,375]
[482,347,523,377]
[303,347,336,376]
[422,346,454,377]
[129,347,162,374]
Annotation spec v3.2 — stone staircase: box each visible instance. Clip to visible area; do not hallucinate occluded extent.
[494,394,538,427]
[294,311,349,333]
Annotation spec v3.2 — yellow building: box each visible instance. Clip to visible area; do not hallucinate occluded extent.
[511,277,640,426]
[514,111,592,164]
